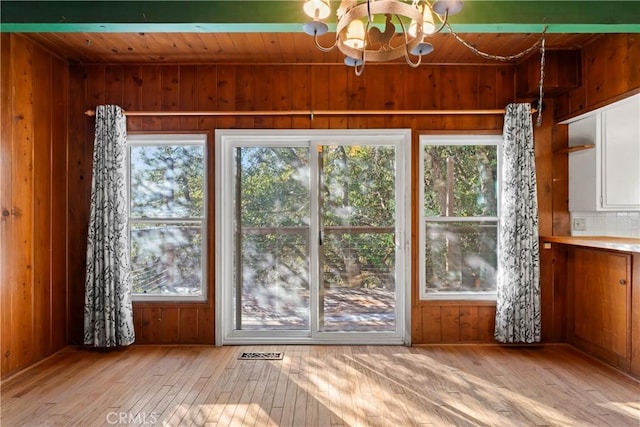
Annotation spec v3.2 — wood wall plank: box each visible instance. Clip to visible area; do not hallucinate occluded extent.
[1,32,15,376]
[179,65,199,130]
[215,65,235,130]
[363,66,386,129]
[534,99,555,237]
[141,65,162,131]
[235,65,255,129]
[51,56,69,352]
[66,65,90,345]
[421,306,442,343]
[179,308,199,343]
[105,65,124,106]
[459,307,479,341]
[271,65,293,129]
[32,46,53,361]
[291,66,311,129]
[441,306,461,342]
[328,66,348,129]
[161,308,180,344]
[11,35,36,372]
[161,65,181,130]
[605,35,629,100]
[254,65,275,129]
[122,65,143,131]
[310,66,330,130]
[1,34,68,378]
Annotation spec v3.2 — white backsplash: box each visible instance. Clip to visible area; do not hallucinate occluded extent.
[570,212,640,238]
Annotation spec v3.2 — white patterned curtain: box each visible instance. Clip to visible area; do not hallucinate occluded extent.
[84,105,135,347]
[494,103,541,343]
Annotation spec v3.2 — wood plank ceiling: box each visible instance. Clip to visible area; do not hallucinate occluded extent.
[22,32,601,65]
[5,0,636,65]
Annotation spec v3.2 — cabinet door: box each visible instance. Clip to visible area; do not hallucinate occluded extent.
[573,248,629,358]
[601,96,640,209]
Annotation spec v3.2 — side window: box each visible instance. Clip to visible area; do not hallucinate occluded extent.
[127,134,207,301]
[420,135,500,299]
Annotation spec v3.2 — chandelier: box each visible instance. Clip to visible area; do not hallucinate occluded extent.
[303,0,463,75]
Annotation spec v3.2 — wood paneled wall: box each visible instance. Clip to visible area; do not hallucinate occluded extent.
[7,32,634,360]
[555,34,640,120]
[1,34,69,378]
[67,62,518,345]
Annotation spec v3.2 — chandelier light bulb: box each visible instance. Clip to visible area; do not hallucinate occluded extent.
[303,0,331,20]
[409,4,435,38]
[344,20,366,49]
[422,7,436,35]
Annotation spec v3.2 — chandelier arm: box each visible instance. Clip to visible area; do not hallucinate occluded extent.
[398,17,422,68]
[313,31,338,52]
[404,51,422,68]
[355,47,366,76]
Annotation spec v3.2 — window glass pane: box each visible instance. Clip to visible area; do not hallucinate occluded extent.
[131,222,203,296]
[130,145,204,218]
[423,145,497,217]
[424,221,497,294]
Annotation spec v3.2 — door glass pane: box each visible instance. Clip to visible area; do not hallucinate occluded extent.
[234,146,310,330]
[320,145,396,332]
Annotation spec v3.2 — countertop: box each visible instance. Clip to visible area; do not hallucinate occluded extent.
[540,235,640,252]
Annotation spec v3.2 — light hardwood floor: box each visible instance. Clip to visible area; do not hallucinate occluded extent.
[1,344,638,426]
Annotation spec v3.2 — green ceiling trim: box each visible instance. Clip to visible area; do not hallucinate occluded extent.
[2,23,639,34]
[1,1,639,33]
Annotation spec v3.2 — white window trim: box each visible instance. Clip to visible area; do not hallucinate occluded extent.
[419,134,502,301]
[215,129,412,346]
[127,133,208,302]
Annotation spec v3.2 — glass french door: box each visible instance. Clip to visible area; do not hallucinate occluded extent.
[216,130,410,344]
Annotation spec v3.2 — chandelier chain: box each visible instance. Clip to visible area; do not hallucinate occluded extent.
[444,22,547,62]
[537,36,546,127]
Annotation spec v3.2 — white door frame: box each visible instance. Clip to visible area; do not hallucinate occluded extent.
[215,129,411,345]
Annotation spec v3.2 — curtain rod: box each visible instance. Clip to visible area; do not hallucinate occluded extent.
[84,108,535,118]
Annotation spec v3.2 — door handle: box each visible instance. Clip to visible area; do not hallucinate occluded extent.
[619,279,626,285]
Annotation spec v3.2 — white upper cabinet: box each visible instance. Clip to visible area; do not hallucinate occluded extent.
[568,94,640,211]
[601,96,640,209]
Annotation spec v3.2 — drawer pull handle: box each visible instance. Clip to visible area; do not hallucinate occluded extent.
[619,279,627,285]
